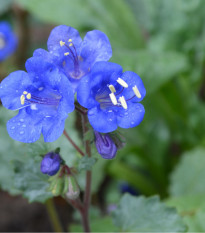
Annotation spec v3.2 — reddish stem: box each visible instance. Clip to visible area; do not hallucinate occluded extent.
[63,130,84,156]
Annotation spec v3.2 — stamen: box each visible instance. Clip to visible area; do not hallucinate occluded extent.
[117,78,128,88]
[109,93,117,105]
[133,85,141,98]
[108,85,116,93]
[20,95,25,105]
[69,43,73,47]
[23,91,28,95]
[68,39,72,42]
[64,52,70,56]
[119,96,128,109]
[26,93,31,99]
[60,40,65,46]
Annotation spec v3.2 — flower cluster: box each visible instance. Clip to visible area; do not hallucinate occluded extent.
[0,25,146,157]
[0,21,17,62]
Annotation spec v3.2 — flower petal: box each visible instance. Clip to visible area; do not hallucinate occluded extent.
[7,109,43,143]
[88,106,117,133]
[47,25,82,54]
[119,71,146,102]
[117,103,145,128]
[42,117,65,142]
[0,71,32,110]
[80,30,112,67]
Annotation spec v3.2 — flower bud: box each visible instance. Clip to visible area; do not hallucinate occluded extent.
[40,152,61,176]
[66,176,80,200]
[94,131,117,159]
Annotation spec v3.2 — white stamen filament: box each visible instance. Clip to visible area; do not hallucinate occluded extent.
[133,85,141,98]
[119,96,127,109]
[117,78,128,88]
[108,85,116,93]
[109,93,117,105]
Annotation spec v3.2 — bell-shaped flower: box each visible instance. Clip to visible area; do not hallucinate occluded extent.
[0,21,17,62]
[0,57,75,143]
[31,25,112,90]
[77,62,146,133]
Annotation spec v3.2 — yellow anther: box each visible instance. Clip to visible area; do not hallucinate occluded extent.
[26,93,31,99]
[64,52,70,56]
[68,38,72,42]
[60,40,65,46]
[117,78,128,88]
[109,85,116,93]
[109,93,117,105]
[119,96,128,109]
[133,85,141,98]
[23,91,28,95]
[20,95,25,105]
[69,43,73,47]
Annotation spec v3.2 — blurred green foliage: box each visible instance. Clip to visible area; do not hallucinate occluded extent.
[1,0,205,231]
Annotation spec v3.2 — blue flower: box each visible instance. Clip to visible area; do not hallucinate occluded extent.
[0,57,75,143]
[41,152,61,176]
[77,62,146,133]
[0,21,17,62]
[94,131,117,159]
[31,25,112,90]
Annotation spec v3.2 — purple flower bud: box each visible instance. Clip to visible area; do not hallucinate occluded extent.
[40,152,61,176]
[94,131,117,159]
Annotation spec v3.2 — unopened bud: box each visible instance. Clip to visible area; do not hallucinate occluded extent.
[66,176,80,200]
[41,152,61,176]
[94,131,117,159]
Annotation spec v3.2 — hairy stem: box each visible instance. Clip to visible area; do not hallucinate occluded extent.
[81,113,92,232]
[45,198,64,232]
[63,130,85,156]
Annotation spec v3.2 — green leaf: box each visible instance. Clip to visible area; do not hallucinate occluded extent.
[70,216,118,232]
[13,157,52,203]
[0,0,13,15]
[169,147,205,196]
[166,195,205,232]
[16,0,144,49]
[112,194,187,232]
[112,49,188,94]
[78,155,97,172]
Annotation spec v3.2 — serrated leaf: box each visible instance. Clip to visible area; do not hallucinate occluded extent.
[169,147,205,196]
[78,155,97,172]
[166,195,205,232]
[112,194,187,232]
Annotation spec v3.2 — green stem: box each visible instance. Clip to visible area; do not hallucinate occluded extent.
[45,198,64,232]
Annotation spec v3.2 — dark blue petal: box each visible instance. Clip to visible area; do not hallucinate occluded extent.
[77,61,122,109]
[94,131,117,159]
[119,71,146,102]
[117,103,145,128]
[47,25,82,54]
[88,106,117,133]
[0,71,32,110]
[42,117,65,142]
[41,153,61,176]
[80,30,112,67]
[7,109,43,143]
